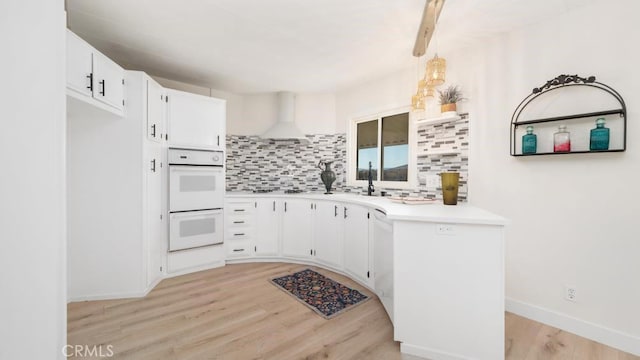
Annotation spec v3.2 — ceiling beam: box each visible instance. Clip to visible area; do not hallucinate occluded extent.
[412,0,446,57]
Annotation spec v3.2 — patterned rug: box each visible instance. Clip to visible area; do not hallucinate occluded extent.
[271,269,370,319]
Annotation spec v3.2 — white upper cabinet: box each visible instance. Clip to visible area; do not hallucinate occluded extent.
[93,53,124,111]
[166,89,226,150]
[66,31,93,98]
[281,199,313,259]
[313,201,344,269]
[66,30,124,115]
[147,78,166,143]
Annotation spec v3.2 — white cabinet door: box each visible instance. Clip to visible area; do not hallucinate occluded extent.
[343,204,370,283]
[281,199,313,259]
[167,89,226,149]
[255,198,279,256]
[147,78,165,143]
[313,201,343,269]
[146,143,164,286]
[66,30,93,98]
[93,52,124,111]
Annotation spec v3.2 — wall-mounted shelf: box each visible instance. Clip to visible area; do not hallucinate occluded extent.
[416,112,461,126]
[510,75,627,156]
[417,149,462,156]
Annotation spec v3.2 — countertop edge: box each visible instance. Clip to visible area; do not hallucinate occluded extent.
[225,193,508,226]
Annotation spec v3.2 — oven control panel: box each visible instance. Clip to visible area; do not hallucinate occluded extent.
[169,148,224,166]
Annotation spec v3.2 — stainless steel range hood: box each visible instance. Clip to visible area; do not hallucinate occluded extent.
[261,92,309,143]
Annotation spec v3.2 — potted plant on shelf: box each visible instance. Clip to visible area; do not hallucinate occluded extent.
[438,85,464,114]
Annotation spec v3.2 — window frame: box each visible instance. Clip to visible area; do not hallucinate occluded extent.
[347,106,417,190]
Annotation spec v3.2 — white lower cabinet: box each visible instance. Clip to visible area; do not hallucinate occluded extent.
[343,204,372,286]
[225,200,255,259]
[281,199,314,259]
[224,197,373,288]
[255,198,279,256]
[313,201,344,269]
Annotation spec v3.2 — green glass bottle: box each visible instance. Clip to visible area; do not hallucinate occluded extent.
[590,118,610,151]
[522,126,537,154]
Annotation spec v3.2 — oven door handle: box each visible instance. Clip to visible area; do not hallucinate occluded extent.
[170,210,222,219]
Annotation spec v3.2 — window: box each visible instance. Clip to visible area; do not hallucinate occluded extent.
[353,111,411,185]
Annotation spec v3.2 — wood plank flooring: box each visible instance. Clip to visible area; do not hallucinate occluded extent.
[68,262,638,359]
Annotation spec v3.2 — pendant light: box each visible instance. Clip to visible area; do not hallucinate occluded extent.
[423,85,435,98]
[411,58,425,111]
[425,0,446,87]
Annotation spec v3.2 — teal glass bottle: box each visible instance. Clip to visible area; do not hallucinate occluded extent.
[521,125,537,154]
[590,117,610,151]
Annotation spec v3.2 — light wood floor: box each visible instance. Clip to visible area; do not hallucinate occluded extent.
[68,262,638,359]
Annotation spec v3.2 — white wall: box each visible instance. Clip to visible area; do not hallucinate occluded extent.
[235,92,337,135]
[0,1,66,359]
[466,1,640,354]
[336,67,415,133]
[335,0,640,354]
[153,76,337,136]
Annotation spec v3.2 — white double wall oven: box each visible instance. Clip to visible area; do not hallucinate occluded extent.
[169,148,225,252]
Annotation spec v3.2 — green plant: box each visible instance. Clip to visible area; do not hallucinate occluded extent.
[438,85,464,105]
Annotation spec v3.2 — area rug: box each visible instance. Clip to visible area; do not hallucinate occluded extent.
[271,269,370,319]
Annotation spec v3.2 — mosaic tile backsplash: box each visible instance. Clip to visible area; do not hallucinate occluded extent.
[226,114,468,201]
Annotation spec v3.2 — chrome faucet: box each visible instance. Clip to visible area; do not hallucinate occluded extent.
[367,161,375,196]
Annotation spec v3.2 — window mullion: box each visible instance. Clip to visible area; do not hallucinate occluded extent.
[377,117,382,181]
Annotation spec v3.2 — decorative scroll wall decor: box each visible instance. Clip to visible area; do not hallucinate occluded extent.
[510,74,627,156]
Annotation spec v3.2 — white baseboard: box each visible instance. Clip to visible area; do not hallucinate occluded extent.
[164,260,225,279]
[506,297,640,356]
[400,343,469,360]
[68,280,156,302]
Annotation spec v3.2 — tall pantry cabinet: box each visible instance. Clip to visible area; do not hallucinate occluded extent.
[67,70,167,301]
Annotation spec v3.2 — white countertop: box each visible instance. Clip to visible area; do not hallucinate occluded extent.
[226,192,508,226]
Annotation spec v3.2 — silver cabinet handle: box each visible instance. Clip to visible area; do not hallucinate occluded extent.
[284,202,287,212]
[344,207,347,219]
[151,159,156,172]
[335,205,337,217]
[233,248,244,252]
[234,209,245,212]
[233,221,244,224]
[234,233,245,236]
[151,124,156,137]
[273,201,275,211]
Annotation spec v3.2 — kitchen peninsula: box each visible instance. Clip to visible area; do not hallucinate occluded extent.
[225,192,507,360]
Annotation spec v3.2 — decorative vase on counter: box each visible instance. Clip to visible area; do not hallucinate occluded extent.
[318,160,336,194]
[440,172,460,205]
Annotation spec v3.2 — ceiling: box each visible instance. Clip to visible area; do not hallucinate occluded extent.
[67,0,594,94]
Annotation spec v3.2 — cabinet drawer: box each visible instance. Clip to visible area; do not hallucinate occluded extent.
[226,201,255,215]
[226,228,252,240]
[226,241,253,258]
[225,214,254,228]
